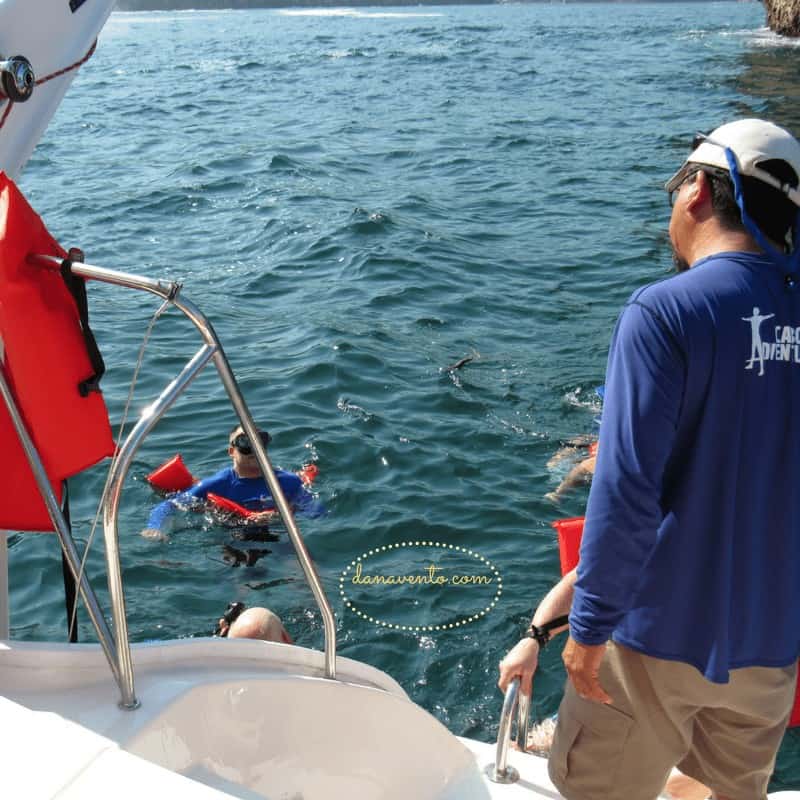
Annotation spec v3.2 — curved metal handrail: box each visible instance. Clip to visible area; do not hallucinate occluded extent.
[517,688,531,751]
[485,676,531,784]
[26,254,339,708]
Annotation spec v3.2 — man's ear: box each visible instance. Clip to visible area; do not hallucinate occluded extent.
[685,170,713,212]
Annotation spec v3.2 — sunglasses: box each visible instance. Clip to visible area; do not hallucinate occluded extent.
[666,165,703,206]
[665,133,732,207]
[230,431,271,455]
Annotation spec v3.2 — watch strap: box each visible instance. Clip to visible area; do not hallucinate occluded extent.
[524,614,570,647]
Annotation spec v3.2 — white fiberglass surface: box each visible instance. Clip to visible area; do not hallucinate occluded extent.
[125,677,491,800]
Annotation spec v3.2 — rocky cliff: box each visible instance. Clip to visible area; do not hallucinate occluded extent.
[764,0,800,36]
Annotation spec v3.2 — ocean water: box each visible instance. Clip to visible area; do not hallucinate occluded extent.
[10,1,800,789]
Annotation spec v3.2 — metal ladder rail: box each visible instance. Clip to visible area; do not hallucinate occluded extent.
[485,676,532,784]
[28,254,338,710]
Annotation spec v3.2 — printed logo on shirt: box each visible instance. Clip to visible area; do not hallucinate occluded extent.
[743,307,800,376]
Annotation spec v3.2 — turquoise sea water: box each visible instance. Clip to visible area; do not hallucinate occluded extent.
[10,2,800,789]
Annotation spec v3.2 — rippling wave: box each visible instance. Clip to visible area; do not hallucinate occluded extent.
[13,1,800,789]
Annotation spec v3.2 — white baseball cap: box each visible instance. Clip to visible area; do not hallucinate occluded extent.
[665,119,800,207]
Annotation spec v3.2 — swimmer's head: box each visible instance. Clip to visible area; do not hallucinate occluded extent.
[228,425,271,477]
[228,607,292,644]
[229,426,271,455]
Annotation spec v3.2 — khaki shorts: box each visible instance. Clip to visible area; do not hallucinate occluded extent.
[548,641,796,800]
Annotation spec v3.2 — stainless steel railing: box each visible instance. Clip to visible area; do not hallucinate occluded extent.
[484,676,532,784]
[0,366,122,687]
[8,254,338,708]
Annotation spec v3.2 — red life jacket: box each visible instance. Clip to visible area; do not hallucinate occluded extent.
[0,173,114,531]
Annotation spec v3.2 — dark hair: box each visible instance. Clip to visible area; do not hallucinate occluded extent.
[704,159,799,249]
[228,423,268,439]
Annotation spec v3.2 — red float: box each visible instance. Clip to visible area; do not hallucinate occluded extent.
[145,454,195,493]
[551,516,584,577]
[206,492,258,518]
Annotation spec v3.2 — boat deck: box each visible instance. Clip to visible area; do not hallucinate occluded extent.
[3,638,800,800]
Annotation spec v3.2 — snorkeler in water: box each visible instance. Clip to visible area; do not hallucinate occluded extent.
[545,441,598,504]
[544,385,603,504]
[142,424,321,541]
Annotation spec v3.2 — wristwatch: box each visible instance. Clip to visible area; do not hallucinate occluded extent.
[524,614,569,648]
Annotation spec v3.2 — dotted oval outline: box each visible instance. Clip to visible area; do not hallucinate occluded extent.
[339,541,503,632]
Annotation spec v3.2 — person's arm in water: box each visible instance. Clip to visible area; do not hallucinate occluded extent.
[141,471,229,539]
[497,568,577,697]
[227,470,325,525]
[259,470,324,517]
[545,454,597,503]
[291,480,325,517]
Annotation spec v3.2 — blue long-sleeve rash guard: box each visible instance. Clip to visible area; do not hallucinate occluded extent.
[571,251,800,683]
[147,466,321,532]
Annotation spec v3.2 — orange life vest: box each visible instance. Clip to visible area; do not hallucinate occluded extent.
[0,173,114,531]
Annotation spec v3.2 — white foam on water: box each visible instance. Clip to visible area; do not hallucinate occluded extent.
[719,24,800,48]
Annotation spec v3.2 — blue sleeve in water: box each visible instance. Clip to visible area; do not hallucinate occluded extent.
[145,468,231,531]
[276,471,326,518]
[295,487,326,518]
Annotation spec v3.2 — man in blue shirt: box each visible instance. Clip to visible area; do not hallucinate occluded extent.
[141,425,319,540]
[541,120,800,800]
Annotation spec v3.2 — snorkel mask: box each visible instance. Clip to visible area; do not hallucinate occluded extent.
[230,431,271,455]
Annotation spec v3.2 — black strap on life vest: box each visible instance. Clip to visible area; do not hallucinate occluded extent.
[61,482,79,643]
[60,249,106,397]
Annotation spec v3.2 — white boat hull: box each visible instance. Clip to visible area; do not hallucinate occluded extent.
[0,0,116,179]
